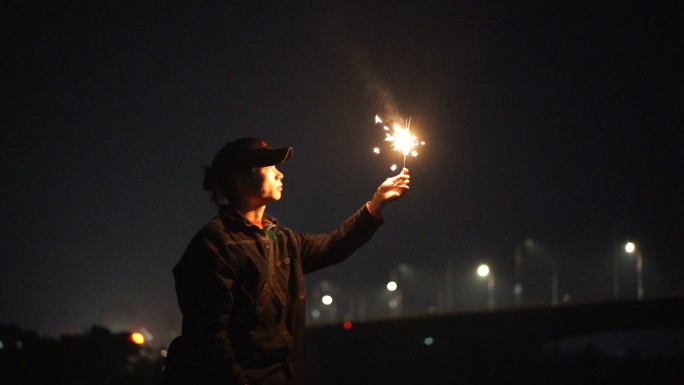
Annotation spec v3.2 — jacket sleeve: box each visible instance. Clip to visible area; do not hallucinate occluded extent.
[173,233,250,385]
[297,204,383,274]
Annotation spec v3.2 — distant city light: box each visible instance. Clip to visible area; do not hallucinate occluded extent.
[160,349,168,358]
[343,321,352,329]
[311,309,321,319]
[424,337,434,346]
[322,295,333,305]
[387,281,398,291]
[477,264,490,277]
[130,332,145,345]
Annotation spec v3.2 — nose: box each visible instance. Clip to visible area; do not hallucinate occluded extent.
[275,168,283,180]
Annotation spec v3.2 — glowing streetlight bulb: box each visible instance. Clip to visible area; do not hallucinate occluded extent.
[387,281,398,291]
[477,264,490,277]
[625,242,635,253]
[321,295,333,305]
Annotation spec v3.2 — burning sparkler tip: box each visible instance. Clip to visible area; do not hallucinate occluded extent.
[373,113,423,171]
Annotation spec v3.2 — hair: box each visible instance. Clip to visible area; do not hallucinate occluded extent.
[202,164,256,206]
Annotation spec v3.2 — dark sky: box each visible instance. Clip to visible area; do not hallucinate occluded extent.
[2,1,682,345]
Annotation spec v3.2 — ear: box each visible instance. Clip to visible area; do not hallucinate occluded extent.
[234,174,248,191]
[234,170,259,192]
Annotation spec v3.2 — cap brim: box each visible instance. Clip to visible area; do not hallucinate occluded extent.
[251,147,293,167]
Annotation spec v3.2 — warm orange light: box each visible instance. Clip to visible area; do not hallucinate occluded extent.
[374,115,424,171]
[131,332,145,345]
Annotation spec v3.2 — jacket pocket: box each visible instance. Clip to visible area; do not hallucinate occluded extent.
[291,256,307,300]
[254,280,274,317]
[276,257,291,282]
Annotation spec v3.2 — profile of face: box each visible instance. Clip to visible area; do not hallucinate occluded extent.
[238,165,284,206]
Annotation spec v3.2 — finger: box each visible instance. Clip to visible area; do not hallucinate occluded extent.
[394,168,409,177]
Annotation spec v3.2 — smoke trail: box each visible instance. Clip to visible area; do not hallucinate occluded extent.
[314,4,405,125]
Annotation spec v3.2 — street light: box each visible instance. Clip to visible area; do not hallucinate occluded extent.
[477,264,495,309]
[387,264,411,317]
[514,238,533,306]
[386,276,402,316]
[514,239,558,306]
[625,242,643,300]
[625,242,635,253]
[321,294,337,321]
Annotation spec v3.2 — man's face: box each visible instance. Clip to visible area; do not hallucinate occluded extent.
[240,165,284,205]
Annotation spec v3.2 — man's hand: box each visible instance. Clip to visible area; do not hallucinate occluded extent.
[368,168,410,216]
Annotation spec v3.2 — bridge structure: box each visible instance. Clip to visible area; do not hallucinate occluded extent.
[305,296,684,384]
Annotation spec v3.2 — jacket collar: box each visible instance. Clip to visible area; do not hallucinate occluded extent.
[218,204,278,228]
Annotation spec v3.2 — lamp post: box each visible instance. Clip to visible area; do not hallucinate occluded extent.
[445,257,455,312]
[318,280,338,321]
[514,244,523,306]
[387,270,402,317]
[514,238,535,306]
[625,242,643,300]
[322,294,337,321]
[477,264,495,309]
[387,264,412,317]
[515,239,558,306]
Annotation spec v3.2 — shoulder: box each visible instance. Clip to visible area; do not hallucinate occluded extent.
[274,224,301,244]
[198,215,249,243]
[181,217,253,262]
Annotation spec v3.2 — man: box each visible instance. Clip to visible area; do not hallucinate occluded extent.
[166,138,410,385]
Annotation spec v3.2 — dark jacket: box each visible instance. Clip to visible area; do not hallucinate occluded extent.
[170,204,383,385]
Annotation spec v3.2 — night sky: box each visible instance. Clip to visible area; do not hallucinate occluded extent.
[2,1,682,346]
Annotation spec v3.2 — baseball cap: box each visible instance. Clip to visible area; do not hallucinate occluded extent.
[211,137,293,172]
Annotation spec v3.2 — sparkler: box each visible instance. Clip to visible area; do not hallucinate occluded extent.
[374,115,424,171]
